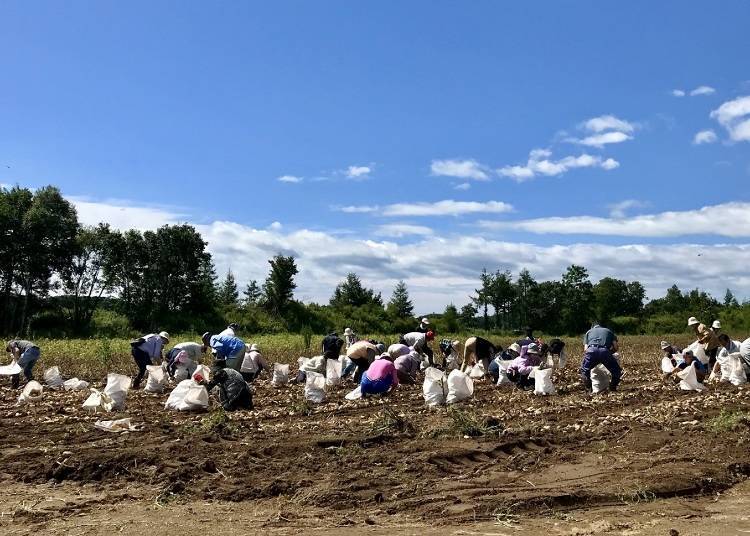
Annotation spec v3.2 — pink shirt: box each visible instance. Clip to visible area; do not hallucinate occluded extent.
[365,359,399,386]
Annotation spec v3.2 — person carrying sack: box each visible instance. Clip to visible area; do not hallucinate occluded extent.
[131,332,169,389]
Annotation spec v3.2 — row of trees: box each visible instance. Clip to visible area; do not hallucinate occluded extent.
[3,184,750,337]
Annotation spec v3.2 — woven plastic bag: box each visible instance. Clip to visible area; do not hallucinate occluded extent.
[272,363,290,386]
[165,379,209,411]
[103,373,131,410]
[423,367,447,406]
[304,371,326,404]
[17,380,43,405]
[144,365,168,393]
[325,358,342,387]
[590,364,611,394]
[677,365,707,391]
[63,378,89,391]
[446,369,474,404]
[44,366,65,389]
[530,366,556,396]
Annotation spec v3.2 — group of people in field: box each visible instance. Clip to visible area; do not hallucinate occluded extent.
[5,315,750,411]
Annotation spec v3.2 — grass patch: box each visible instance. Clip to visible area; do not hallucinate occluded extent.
[288,400,314,416]
[424,407,504,438]
[369,407,415,437]
[707,409,750,433]
[185,408,238,437]
[616,485,656,504]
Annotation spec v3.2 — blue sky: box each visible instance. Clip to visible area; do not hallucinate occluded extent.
[2,1,750,312]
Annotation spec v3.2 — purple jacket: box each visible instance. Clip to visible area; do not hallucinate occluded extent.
[507,348,542,376]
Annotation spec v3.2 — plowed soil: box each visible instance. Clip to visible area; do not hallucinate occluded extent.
[2,356,750,535]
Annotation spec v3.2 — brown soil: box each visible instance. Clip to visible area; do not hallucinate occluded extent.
[1,364,750,535]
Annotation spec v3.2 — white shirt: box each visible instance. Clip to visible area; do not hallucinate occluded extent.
[137,334,165,359]
[173,342,204,361]
[218,327,236,337]
[402,332,426,352]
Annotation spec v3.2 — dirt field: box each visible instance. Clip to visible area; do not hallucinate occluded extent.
[2,342,750,535]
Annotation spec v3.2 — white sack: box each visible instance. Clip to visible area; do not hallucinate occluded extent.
[446,369,474,404]
[63,378,89,391]
[17,380,43,405]
[423,367,447,406]
[530,366,556,396]
[345,385,363,400]
[495,359,512,387]
[590,364,611,394]
[304,371,326,404]
[676,365,707,392]
[469,363,485,379]
[685,341,710,365]
[728,353,748,386]
[144,365,168,393]
[94,417,137,433]
[83,389,103,413]
[661,356,676,374]
[272,363,290,386]
[165,379,209,411]
[325,358,342,387]
[192,365,211,383]
[0,361,22,376]
[44,366,65,389]
[103,373,131,410]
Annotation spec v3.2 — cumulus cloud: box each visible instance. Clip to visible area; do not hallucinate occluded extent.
[672,89,686,97]
[345,165,371,179]
[574,131,633,148]
[454,183,471,191]
[690,85,716,96]
[196,220,750,311]
[607,199,647,218]
[373,224,434,237]
[277,175,303,183]
[693,129,718,145]
[497,149,619,181]
[479,202,750,237]
[582,115,635,133]
[710,95,750,142]
[336,205,380,214]
[70,197,184,231]
[430,159,489,181]
[382,200,514,217]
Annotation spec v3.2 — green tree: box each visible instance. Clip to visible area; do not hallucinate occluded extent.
[217,269,239,307]
[458,302,478,329]
[243,279,263,306]
[487,270,515,330]
[0,186,34,333]
[262,255,299,315]
[472,268,492,330]
[442,303,459,332]
[561,264,594,334]
[513,269,537,329]
[593,277,630,325]
[724,288,740,308]
[330,272,383,308]
[386,280,413,318]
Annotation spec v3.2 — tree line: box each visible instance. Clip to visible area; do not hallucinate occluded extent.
[2,184,750,338]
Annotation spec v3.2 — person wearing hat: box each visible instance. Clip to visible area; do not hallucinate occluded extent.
[205,332,246,372]
[507,342,543,390]
[240,343,268,383]
[546,338,567,369]
[5,339,41,389]
[197,357,253,411]
[580,323,621,392]
[487,343,520,384]
[438,339,462,370]
[664,350,707,385]
[394,349,423,384]
[659,341,681,371]
[343,327,358,349]
[516,326,536,348]
[219,323,239,337]
[165,337,208,381]
[346,340,379,383]
[462,336,502,375]
[131,331,169,388]
[687,316,719,366]
[401,330,436,366]
[711,320,722,336]
[417,317,430,333]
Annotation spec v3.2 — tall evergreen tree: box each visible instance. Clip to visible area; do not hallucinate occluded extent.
[262,255,298,315]
[330,272,383,308]
[244,279,263,306]
[217,269,239,307]
[387,280,413,318]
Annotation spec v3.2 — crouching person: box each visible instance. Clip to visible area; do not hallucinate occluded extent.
[462,336,500,374]
[131,331,169,389]
[394,350,422,384]
[6,339,41,389]
[488,343,520,384]
[580,323,621,392]
[506,342,543,390]
[347,340,379,383]
[360,355,399,397]
[664,350,707,385]
[240,344,268,383]
[199,358,253,411]
[166,337,208,381]
[205,332,246,372]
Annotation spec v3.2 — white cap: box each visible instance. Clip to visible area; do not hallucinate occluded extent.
[158,331,170,341]
[660,341,671,350]
[527,342,540,355]
[344,327,352,335]
[249,344,259,352]
[712,320,721,329]
[509,342,521,353]
[421,317,429,324]
[687,317,699,326]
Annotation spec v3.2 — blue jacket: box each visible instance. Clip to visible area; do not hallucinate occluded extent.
[210,335,245,359]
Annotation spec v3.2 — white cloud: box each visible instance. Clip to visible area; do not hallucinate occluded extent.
[582,115,635,133]
[690,85,716,96]
[336,205,380,214]
[672,89,686,97]
[269,221,283,230]
[196,220,750,311]
[693,129,718,145]
[382,200,514,217]
[710,95,750,142]
[478,202,750,237]
[277,175,303,183]
[430,159,489,181]
[497,149,620,181]
[606,199,647,218]
[373,224,434,237]
[69,197,184,231]
[454,182,471,190]
[345,165,371,179]
[574,131,633,148]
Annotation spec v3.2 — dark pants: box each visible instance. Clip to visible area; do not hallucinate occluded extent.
[487,360,500,384]
[11,362,35,389]
[424,345,434,367]
[132,347,151,388]
[225,388,253,411]
[351,357,371,383]
[707,347,718,370]
[507,369,534,390]
[580,346,622,391]
[397,369,415,385]
[241,371,257,383]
